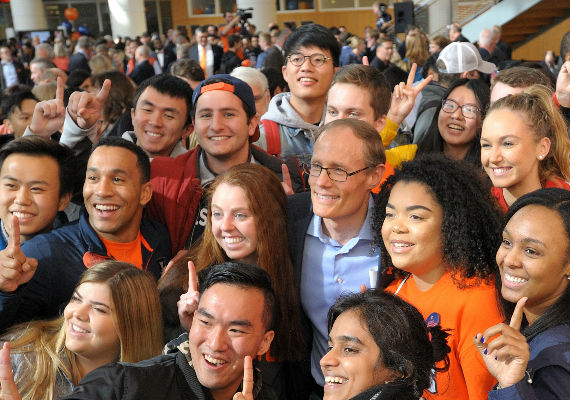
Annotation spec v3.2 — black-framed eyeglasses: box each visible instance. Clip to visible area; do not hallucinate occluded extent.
[304,163,370,182]
[441,99,480,119]
[287,53,331,67]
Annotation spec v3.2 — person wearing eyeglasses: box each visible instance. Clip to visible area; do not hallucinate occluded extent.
[256,24,339,160]
[287,118,385,398]
[417,78,490,167]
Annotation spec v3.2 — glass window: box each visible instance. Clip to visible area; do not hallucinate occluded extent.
[190,0,216,15]
[320,0,354,9]
[276,0,315,11]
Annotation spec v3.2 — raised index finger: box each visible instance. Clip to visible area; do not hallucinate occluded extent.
[187,260,198,292]
[241,355,254,397]
[509,297,528,331]
[55,76,64,104]
[9,215,20,250]
[96,79,112,102]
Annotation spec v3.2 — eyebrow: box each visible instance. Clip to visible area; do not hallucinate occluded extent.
[140,99,180,115]
[330,335,364,345]
[196,308,253,327]
[503,228,546,247]
[1,176,49,186]
[210,204,250,213]
[73,290,112,310]
[386,203,433,212]
[310,160,349,170]
[197,106,242,113]
[86,167,129,175]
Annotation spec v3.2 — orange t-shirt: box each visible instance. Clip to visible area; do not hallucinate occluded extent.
[386,272,501,400]
[99,231,145,270]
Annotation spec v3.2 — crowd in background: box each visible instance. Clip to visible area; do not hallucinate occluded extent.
[0,2,568,399]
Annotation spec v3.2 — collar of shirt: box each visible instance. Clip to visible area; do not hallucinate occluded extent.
[307,195,375,251]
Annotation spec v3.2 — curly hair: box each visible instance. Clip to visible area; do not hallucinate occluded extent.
[372,154,503,288]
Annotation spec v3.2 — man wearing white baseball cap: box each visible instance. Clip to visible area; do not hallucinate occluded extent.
[436,41,496,79]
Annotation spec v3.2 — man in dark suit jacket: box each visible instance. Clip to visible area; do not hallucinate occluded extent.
[68,36,93,74]
[152,37,176,72]
[130,45,156,85]
[286,119,384,397]
[0,46,30,89]
[189,27,222,77]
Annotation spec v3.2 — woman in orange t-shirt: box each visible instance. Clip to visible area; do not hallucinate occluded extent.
[372,154,505,400]
[481,84,570,212]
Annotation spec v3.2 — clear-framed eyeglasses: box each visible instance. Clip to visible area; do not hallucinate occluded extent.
[287,53,331,67]
[441,99,480,119]
[304,163,370,182]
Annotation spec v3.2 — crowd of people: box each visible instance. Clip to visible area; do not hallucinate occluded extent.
[0,2,569,399]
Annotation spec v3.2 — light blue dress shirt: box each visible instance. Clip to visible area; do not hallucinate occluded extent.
[2,62,18,88]
[300,196,379,386]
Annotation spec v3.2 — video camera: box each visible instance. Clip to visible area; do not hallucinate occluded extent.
[236,7,254,36]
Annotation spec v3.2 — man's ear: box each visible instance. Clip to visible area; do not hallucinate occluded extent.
[248,114,260,138]
[256,330,275,356]
[139,181,153,206]
[57,192,72,212]
[181,123,193,140]
[367,163,385,190]
[3,119,12,133]
[374,115,387,133]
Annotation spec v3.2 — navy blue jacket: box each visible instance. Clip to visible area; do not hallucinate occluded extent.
[488,324,570,399]
[0,212,170,332]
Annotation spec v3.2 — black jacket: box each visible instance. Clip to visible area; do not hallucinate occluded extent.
[0,60,30,89]
[189,44,223,75]
[63,351,276,400]
[129,60,155,85]
[68,52,91,74]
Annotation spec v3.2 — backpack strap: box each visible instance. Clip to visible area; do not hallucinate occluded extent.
[261,119,281,157]
[417,99,441,117]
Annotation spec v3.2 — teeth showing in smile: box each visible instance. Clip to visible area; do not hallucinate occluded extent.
[300,77,316,82]
[325,376,347,384]
[492,168,510,174]
[224,237,244,244]
[146,131,162,137]
[12,211,33,218]
[505,273,527,284]
[71,323,88,333]
[448,124,464,131]
[210,136,230,141]
[393,242,412,248]
[95,205,119,211]
[204,354,226,365]
[316,193,338,200]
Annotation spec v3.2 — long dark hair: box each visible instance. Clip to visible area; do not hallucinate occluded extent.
[417,78,490,167]
[503,188,570,340]
[328,291,451,399]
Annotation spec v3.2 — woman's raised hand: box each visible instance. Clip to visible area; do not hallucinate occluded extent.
[474,297,530,389]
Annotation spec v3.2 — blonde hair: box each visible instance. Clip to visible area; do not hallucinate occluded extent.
[88,54,113,75]
[405,32,429,66]
[6,261,163,400]
[488,84,570,184]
